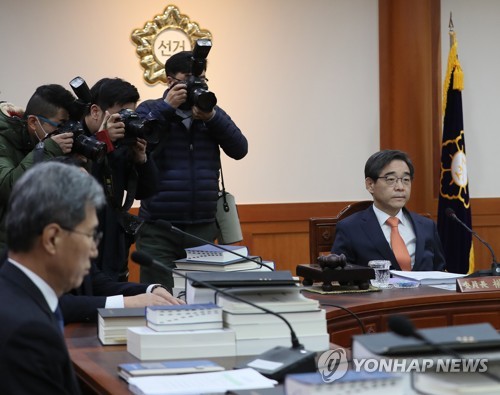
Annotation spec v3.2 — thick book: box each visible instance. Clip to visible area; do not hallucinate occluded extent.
[412,363,500,395]
[223,309,325,325]
[236,333,330,355]
[185,244,249,263]
[174,256,260,272]
[98,307,146,345]
[352,323,500,359]
[216,291,320,314]
[147,320,223,332]
[127,327,236,360]
[118,360,224,381]
[146,303,222,325]
[284,371,404,395]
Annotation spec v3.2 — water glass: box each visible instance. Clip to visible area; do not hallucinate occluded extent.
[368,260,391,288]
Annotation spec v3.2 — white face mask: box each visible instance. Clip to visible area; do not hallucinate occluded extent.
[35,118,49,142]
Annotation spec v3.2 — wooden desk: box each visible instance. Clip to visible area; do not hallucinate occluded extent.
[307,286,500,348]
[66,286,500,393]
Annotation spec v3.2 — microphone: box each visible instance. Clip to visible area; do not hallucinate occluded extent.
[445,208,500,276]
[388,315,500,383]
[154,219,274,271]
[131,251,316,381]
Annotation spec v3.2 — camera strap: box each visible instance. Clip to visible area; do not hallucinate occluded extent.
[101,156,138,212]
[219,163,229,213]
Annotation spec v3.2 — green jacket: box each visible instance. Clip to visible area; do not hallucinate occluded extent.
[0,104,64,249]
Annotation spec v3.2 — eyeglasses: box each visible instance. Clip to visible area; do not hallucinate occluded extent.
[376,175,412,186]
[60,226,103,247]
[169,75,209,83]
[36,115,63,129]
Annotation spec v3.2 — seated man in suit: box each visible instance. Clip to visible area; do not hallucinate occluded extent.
[0,161,104,393]
[332,149,446,271]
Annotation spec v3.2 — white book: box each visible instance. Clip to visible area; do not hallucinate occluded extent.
[285,371,405,395]
[412,367,500,395]
[147,320,222,332]
[146,303,222,325]
[127,327,236,360]
[235,333,330,356]
[185,244,249,263]
[226,319,327,340]
[223,309,325,325]
[128,368,277,395]
[216,291,320,314]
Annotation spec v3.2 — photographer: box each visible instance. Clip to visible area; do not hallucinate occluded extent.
[135,47,248,290]
[81,77,159,281]
[0,85,76,250]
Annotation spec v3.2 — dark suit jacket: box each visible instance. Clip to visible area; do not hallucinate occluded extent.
[0,262,80,394]
[60,262,148,323]
[331,205,446,271]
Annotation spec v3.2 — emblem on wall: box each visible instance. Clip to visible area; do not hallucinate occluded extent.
[131,5,212,84]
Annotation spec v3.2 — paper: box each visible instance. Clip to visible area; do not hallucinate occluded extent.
[128,367,277,395]
[390,270,466,285]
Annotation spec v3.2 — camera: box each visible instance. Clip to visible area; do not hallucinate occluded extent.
[52,120,107,163]
[178,39,217,113]
[117,109,159,145]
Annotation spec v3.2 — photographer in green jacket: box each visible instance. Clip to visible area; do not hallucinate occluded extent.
[0,85,76,250]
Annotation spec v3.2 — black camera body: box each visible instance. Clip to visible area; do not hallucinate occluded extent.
[118,109,159,145]
[53,120,106,163]
[179,39,217,113]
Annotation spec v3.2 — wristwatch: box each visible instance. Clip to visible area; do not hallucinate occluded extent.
[150,284,169,293]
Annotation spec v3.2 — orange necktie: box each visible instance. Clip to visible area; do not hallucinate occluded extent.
[386,217,411,271]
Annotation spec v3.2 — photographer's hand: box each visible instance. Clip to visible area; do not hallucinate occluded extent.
[132,138,147,164]
[105,112,125,142]
[192,106,215,122]
[165,83,187,109]
[50,132,74,154]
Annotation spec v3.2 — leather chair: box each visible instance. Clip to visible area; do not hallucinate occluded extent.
[308,201,373,263]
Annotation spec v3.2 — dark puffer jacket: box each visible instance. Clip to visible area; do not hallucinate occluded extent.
[136,91,248,224]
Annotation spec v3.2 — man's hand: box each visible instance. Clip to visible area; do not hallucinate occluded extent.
[192,106,215,122]
[100,112,125,142]
[131,138,147,164]
[165,83,187,109]
[50,132,73,154]
[123,291,185,308]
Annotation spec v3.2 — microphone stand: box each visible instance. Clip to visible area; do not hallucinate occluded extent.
[446,211,500,277]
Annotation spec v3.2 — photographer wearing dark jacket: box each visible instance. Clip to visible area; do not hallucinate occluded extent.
[82,78,159,281]
[135,46,248,290]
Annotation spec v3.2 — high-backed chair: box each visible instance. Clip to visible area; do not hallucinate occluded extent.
[308,200,373,263]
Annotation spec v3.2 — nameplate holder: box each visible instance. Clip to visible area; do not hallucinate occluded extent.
[456,276,500,293]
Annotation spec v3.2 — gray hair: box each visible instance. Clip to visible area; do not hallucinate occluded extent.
[6,162,105,252]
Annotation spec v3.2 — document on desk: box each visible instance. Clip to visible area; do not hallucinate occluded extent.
[128,368,277,395]
[390,270,466,285]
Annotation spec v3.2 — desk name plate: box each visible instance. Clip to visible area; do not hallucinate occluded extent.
[456,276,500,293]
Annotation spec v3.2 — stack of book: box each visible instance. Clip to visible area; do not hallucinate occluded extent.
[217,289,330,355]
[172,243,274,298]
[127,303,236,360]
[98,307,146,345]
